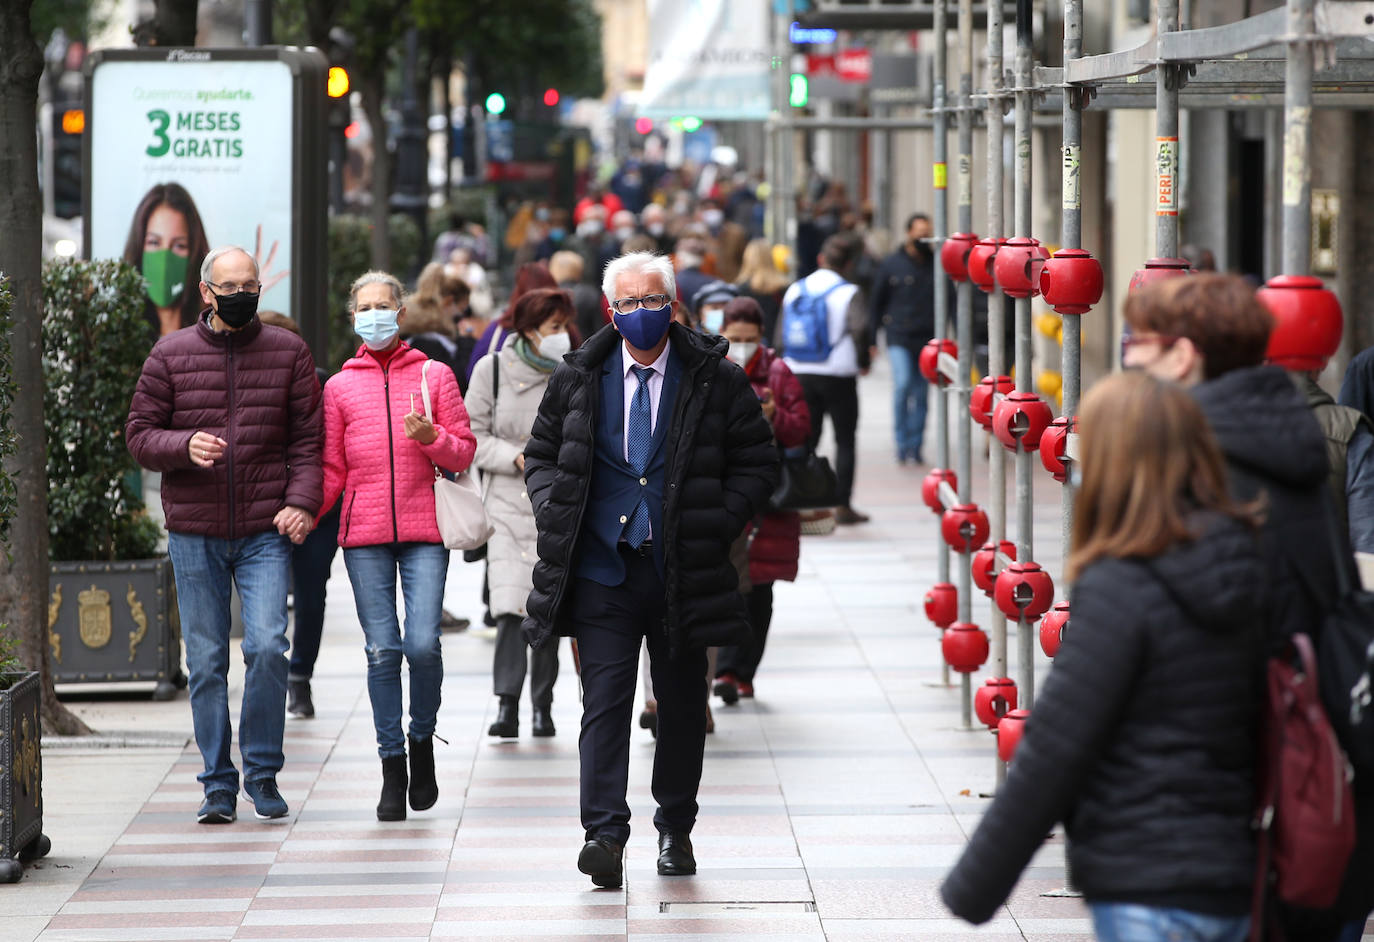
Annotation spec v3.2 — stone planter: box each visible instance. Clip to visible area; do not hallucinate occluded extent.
[48,558,186,700]
[0,671,48,883]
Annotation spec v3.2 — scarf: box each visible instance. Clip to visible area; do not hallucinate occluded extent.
[514,334,558,373]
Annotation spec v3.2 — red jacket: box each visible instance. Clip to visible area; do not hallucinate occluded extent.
[322,343,476,547]
[126,313,323,539]
[745,347,810,584]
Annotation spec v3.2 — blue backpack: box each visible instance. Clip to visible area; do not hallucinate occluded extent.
[781,280,845,363]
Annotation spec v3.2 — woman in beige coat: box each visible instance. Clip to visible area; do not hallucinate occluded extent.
[467,288,574,738]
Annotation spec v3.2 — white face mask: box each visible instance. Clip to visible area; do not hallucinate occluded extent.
[537,330,571,361]
[727,341,759,368]
[615,226,636,241]
[701,209,724,228]
[577,219,604,238]
[646,222,665,237]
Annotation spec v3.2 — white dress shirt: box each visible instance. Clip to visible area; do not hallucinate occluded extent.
[621,340,671,464]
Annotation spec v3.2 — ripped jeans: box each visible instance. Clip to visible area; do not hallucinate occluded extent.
[343,542,449,758]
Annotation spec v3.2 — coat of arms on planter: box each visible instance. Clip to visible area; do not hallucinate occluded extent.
[77,585,112,650]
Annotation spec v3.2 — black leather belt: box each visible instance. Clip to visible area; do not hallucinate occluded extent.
[619,541,654,558]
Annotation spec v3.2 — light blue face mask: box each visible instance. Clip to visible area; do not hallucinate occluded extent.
[354,308,400,350]
[701,307,725,334]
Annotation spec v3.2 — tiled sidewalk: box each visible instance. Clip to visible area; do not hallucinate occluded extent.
[13,365,1094,941]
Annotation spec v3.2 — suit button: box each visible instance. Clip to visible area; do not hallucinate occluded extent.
[639,477,647,486]
[619,514,628,524]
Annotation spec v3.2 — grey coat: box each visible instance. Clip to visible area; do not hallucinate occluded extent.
[467,344,552,617]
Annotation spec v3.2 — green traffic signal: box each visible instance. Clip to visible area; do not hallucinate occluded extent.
[789,74,809,108]
[485,92,507,115]
[681,116,702,132]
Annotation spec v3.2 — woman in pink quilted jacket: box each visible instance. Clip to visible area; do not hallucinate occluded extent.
[322,270,477,822]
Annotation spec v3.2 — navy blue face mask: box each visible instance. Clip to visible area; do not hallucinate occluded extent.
[614,304,673,350]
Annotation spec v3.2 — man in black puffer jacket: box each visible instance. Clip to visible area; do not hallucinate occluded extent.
[1124,273,1368,941]
[522,251,778,889]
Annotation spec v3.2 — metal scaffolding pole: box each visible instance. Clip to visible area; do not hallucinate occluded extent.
[768,5,785,244]
[956,0,976,729]
[933,0,953,690]
[1281,0,1315,274]
[1156,0,1181,258]
[1060,0,1083,553]
[985,0,1009,781]
[1013,0,1036,711]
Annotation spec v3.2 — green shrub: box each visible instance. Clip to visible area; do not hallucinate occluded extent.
[326,213,424,370]
[42,260,160,561]
[0,634,25,687]
[0,276,16,547]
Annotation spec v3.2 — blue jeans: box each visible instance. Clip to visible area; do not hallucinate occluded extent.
[343,543,448,758]
[888,344,929,461]
[1090,903,1250,942]
[167,530,291,796]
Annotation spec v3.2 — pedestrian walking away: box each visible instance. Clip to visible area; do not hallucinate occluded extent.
[126,245,323,825]
[871,213,937,465]
[467,288,574,739]
[713,296,811,704]
[321,270,477,822]
[522,251,779,889]
[779,232,875,524]
[942,372,1267,941]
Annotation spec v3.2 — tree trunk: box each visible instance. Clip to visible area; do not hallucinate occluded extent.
[154,0,199,46]
[0,0,91,736]
[361,74,391,271]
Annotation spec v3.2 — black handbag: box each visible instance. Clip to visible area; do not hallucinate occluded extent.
[769,446,839,511]
[463,351,500,563]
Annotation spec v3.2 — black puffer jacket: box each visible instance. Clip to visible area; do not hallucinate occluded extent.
[521,323,779,656]
[942,513,1267,924]
[1192,365,1339,645]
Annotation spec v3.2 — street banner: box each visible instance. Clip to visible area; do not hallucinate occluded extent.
[84,48,328,360]
[638,0,771,120]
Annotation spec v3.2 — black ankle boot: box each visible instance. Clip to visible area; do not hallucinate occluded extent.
[531,705,556,737]
[286,678,314,718]
[377,755,408,821]
[407,735,438,811]
[488,696,518,738]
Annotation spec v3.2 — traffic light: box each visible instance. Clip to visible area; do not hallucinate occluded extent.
[681,116,702,132]
[543,87,560,107]
[485,92,507,115]
[789,73,809,107]
[635,117,653,135]
[51,99,83,219]
[327,66,350,99]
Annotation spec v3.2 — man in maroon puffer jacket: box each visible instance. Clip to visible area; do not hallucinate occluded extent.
[127,245,323,825]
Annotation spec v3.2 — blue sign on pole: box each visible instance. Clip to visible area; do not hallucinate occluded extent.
[790,22,836,44]
[772,0,811,12]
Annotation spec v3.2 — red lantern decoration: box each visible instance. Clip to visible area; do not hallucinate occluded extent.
[1039,415,1077,483]
[970,375,1014,430]
[940,503,990,554]
[972,540,1017,597]
[924,582,958,629]
[993,237,1051,299]
[919,338,958,387]
[940,232,980,283]
[1258,275,1344,372]
[991,391,1054,453]
[921,468,957,514]
[974,676,1019,729]
[968,237,1007,294]
[942,622,989,674]
[1128,257,1192,293]
[994,561,1056,620]
[997,708,1030,762]
[1041,248,1105,315]
[1040,600,1070,657]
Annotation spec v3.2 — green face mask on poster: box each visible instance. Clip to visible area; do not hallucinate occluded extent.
[142,249,188,308]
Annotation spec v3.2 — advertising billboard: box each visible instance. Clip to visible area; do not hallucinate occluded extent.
[84,48,328,360]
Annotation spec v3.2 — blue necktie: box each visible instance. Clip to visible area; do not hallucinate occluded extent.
[624,365,653,548]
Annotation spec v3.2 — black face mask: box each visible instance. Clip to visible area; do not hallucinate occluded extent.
[211,288,260,329]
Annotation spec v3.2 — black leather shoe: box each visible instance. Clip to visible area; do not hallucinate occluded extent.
[286,678,314,718]
[488,696,518,738]
[577,838,624,888]
[656,830,696,876]
[531,705,556,737]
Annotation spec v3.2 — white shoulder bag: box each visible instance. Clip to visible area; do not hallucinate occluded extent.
[420,360,494,550]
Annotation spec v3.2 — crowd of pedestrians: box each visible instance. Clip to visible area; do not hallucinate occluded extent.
[123,159,1374,934]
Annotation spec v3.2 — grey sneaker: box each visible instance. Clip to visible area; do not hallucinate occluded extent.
[243,778,288,819]
[197,790,237,824]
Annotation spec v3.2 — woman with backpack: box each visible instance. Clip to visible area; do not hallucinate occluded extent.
[941,371,1266,942]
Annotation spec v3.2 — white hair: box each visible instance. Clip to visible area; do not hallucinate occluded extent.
[348,270,405,311]
[602,251,677,306]
[200,246,259,284]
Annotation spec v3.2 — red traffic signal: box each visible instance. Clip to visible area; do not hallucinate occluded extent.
[543,87,560,107]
